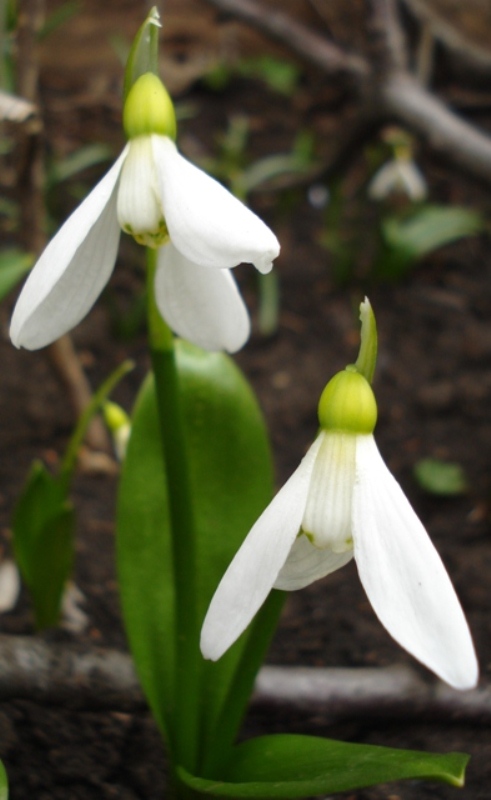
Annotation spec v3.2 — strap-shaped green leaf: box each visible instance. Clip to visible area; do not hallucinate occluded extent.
[117,341,283,770]
[0,759,8,799]
[12,461,74,629]
[179,733,469,797]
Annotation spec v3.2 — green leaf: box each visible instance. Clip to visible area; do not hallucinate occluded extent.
[38,0,81,40]
[238,56,301,95]
[378,205,484,279]
[179,734,469,797]
[117,341,282,767]
[0,249,32,300]
[12,462,74,629]
[48,143,113,187]
[0,759,8,799]
[414,458,468,496]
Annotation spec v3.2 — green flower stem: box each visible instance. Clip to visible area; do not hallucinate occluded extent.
[146,247,200,775]
[58,358,134,495]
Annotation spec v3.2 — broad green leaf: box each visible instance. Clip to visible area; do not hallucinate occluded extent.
[414,458,468,496]
[12,461,74,628]
[0,249,32,300]
[179,734,469,797]
[117,341,282,769]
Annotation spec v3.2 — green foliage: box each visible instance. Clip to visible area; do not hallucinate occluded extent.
[0,758,8,799]
[38,0,82,41]
[48,143,113,188]
[12,360,133,629]
[414,458,468,496]
[12,461,74,629]
[322,187,485,284]
[117,341,283,774]
[0,249,32,300]
[0,0,16,90]
[179,734,469,797]
[376,205,484,280]
[205,56,301,96]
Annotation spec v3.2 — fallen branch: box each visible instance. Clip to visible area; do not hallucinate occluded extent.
[0,634,489,725]
[380,72,491,183]
[202,0,491,186]
[203,0,368,80]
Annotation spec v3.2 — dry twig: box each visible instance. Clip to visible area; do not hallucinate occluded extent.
[202,0,491,184]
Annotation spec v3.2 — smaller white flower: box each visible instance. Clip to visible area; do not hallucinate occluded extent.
[10,74,279,354]
[369,157,427,202]
[201,365,478,692]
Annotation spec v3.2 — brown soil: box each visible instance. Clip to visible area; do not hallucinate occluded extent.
[0,0,491,797]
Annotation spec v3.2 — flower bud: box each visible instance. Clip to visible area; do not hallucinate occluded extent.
[123,72,176,141]
[104,401,131,460]
[318,367,377,434]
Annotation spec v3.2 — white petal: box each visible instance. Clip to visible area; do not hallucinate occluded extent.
[353,435,478,690]
[275,534,353,590]
[368,159,427,202]
[151,135,280,274]
[303,432,356,552]
[10,148,128,350]
[155,243,250,353]
[397,161,427,201]
[201,436,323,661]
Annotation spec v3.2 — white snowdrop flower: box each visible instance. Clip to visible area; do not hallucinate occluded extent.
[10,73,279,354]
[201,303,478,692]
[369,156,427,202]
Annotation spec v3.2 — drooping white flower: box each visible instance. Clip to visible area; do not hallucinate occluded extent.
[201,320,478,692]
[368,156,427,202]
[10,73,279,353]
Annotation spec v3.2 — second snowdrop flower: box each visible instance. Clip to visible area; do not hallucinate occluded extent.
[201,300,478,692]
[11,73,279,353]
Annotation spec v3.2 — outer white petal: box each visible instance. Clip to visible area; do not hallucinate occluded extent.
[151,135,280,274]
[368,159,427,202]
[201,436,323,661]
[11,148,128,350]
[155,243,250,353]
[353,435,478,691]
[275,534,353,590]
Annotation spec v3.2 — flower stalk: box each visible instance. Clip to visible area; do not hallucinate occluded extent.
[146,247,200,773]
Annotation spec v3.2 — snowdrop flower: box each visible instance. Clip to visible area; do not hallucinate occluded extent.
[369,153,427,202]
[10,73,279,353]
[201,301,478,691]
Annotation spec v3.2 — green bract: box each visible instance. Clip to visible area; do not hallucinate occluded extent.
[123,72,176,141]
[318,367,377,434]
